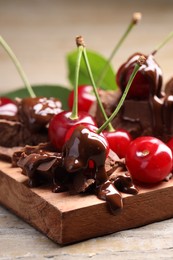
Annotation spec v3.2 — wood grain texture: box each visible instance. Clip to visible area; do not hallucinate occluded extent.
[1,160,173,245]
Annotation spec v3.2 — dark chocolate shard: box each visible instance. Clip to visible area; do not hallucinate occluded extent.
[97,180,123,212]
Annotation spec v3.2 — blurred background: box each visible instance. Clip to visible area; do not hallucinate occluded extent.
[0,0,173,94]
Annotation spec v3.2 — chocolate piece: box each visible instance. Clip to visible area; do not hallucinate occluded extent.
[19,97,62,131]
[11,138,138,213]
[97,180,123,212]
[0,97,62,147]
[0,118,48,147]
[15,143,63,188]
[95,88,173,142]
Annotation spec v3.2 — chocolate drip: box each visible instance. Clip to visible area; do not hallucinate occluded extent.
[97,181,123,212]
[113,172,138,195]
[118,53,163,99]
[63,125,108,185]
[96,86,173,142]
[12,140,138,214]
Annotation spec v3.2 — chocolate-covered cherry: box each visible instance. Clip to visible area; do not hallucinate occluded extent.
[116,52,163,99]
[103,129,132,158]
[125,136,172,183]
[68,85,96,113]
[20,97,62,131]
[0,97,18,118]
[63,124,109,184]
[48,111,96,152]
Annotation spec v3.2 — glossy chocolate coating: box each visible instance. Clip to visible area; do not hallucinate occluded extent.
[116,52,163,99]
[13,135,138,214]
[97,180,123,212]
[96,83,173,142]
[19,97,62,131]
[63,125,138,211]
[63,125,108,185]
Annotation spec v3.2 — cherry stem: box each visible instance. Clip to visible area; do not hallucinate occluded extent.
[70,41,83,120]
[96,12,142,87]
[77,36,114,131]
[97,56,146,134]
[151,31,173,56]
[0,36,36,98]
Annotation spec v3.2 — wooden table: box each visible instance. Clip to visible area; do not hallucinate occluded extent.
[0,0,173,259]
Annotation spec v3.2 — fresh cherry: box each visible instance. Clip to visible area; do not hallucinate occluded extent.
[0,97,18,117]
[103,129,132,158]
[116,52,163,100]
[48,110,96,152]
[68,85,96,113]
[125,136,172,184]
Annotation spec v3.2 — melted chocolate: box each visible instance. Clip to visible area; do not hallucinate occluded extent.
[118,53,163,99]
[63,125,108,185]
[113,172,138,195]
[95,53,173,142]
[95,86,173,142]
[97,181,123,212]
[12,139,138,214]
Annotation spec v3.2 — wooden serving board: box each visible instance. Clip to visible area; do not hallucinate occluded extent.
[0,160,173,245]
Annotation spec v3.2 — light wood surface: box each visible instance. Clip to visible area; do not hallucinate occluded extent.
[1,0,173,259]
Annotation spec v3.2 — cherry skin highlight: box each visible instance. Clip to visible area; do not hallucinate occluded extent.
[103,129,132,158]
[125,136,172,184]
[68,85,96,112]
[48,110,97,152]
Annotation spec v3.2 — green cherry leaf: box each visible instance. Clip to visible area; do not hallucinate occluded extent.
[67,49,117,90]
[2,84,70,110]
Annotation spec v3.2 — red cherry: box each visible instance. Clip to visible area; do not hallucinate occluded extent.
[68,85,96,112]
[0,97,18,117]
[125,136,172,184]
[48,110,96,151]
[103,129,132,158]
[116,53,163,100]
